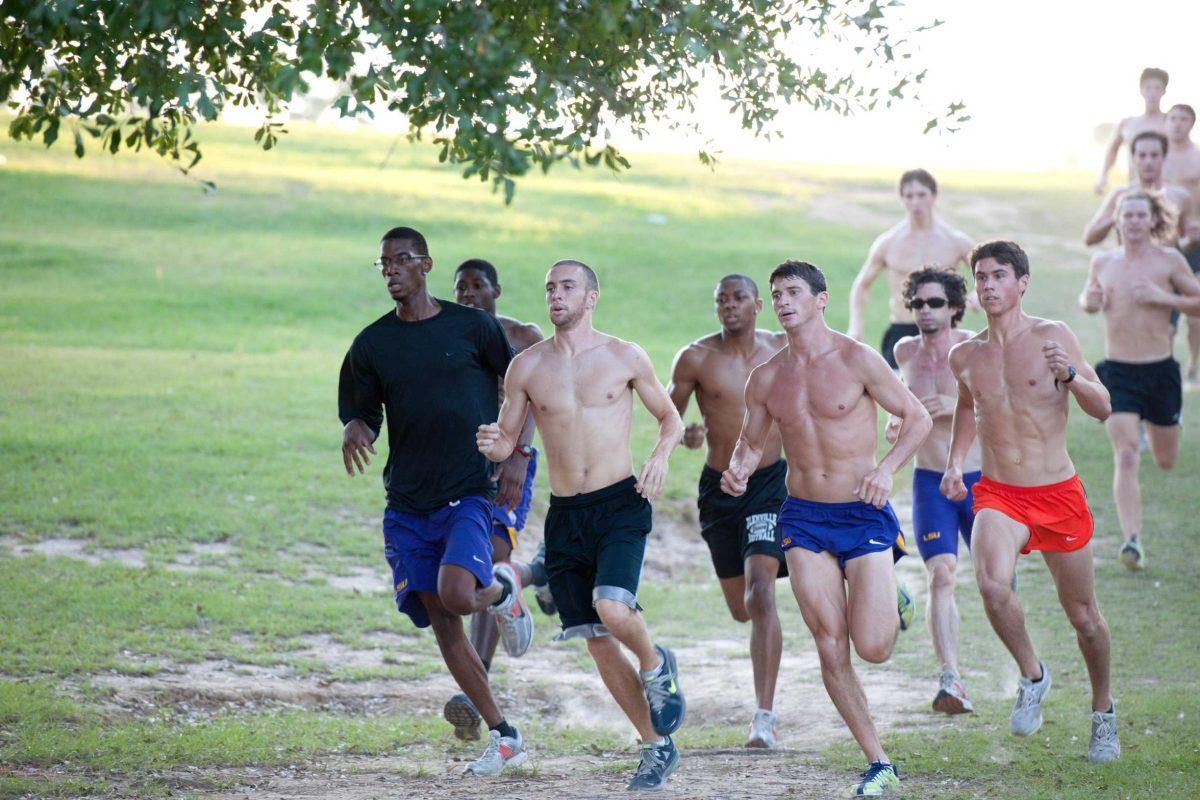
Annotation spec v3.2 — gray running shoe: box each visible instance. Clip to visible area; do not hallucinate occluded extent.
[1088,705,1120,763]
[932,671,974,715]
[1010,663,1051,736]
[627,736,680,790]
[489,563,533,657]
[464,727,527,776]
[745,709,778,749]
[443,693,482,741]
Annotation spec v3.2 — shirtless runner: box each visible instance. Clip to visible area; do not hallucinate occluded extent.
[889,268,982,715]
[724,260,932,798]
[942,240,1120,763]
[477,260,687,791]
[848,169,975,370]
[1094,67,1170,195]
[1079,194,1200,571]
[1163,103,1200,385]
[441,258,551,742]
[668,274,789,747]
[1084,131,1198,249]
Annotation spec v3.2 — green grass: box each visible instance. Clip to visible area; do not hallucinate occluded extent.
[2,120,1198,797]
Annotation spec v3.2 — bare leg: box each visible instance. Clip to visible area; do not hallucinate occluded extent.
[1105,413,1142,544]
[585,634,657,741]
[972,510,1041,680]
[744,554,783,710]
[420,591,503,726]
[717,575,750,622]
[787,547,888,764]
[1042,545,1113,712]
[844,550,899,664]
[468,536,513,669]
[924,553,960,674]
[1144,422,1180,471]
[595,599,659,672]
[1187,314,1200,383]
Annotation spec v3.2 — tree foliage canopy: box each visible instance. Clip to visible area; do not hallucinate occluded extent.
[1,0,962,200]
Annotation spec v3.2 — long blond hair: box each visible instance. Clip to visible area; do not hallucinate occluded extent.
[1115,190,1177,242]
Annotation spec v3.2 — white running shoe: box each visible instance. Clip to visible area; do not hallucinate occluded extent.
[1010,663,1051,736]
[464,728,527,776]
[932,671,974,715]
[746,709,778,748]
[488,563,533,657]
[1088,705,1120,763]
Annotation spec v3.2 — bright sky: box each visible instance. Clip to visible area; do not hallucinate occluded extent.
[631,0,1200,172]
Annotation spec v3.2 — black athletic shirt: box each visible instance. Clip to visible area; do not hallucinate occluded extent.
[338,300,513,513]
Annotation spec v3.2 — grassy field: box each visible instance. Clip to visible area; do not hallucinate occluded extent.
[1,121,1198,799]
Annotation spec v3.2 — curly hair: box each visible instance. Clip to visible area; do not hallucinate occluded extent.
[903,267,968,327]
[1116,190,1176,242]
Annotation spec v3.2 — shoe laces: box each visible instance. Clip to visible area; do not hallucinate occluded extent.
[1015,681,1040,710]
[634,743,667,777]
[476,730,502,763]
[859,761,894,783]
[1092,714,1116,741]
[645,673,672,714]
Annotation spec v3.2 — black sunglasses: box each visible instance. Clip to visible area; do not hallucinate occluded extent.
[908,298,948,310]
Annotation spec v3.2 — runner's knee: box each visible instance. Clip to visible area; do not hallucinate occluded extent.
[1151,449,1176,471]
[1064,600,1105,638]
[594,597,635,628]
[743,578,776,619]
[1114,443,1140,470]
[812,630,851,665]
[438,587,476,617]
[928,560,957,593]
[853,635,894,664]
[977,572,1015,608]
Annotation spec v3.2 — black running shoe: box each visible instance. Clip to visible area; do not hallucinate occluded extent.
[627,736,679,790]
[642,645,686,736]
[443,693,482,741]
[531,541,557,616]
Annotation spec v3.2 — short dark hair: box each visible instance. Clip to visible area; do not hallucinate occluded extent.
[1170,103,1197,123]
[970,240,1029,279]
[717,274,759,297]
[381,226,428,255]
[552,259,599,291]
[899,168,937,196]
[1131,130,1168,156]
[455,258,499,287]
[769,260,826,295]
[1140,67,1169,86]
[904,267,967,326]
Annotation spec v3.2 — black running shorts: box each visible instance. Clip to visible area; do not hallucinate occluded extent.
[1096,357,1182,427]
[881,323,919,369]
[697,460,788,580]
[544,477,651,639]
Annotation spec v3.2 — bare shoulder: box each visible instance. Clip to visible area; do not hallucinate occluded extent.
[1030,317,1077,342]
[837,331,891,373]
[607,335,656,371]
[672,334,718,372]
[748,348,787,386]
[870,223,902,251]
[1158,244,1190,267]
[508,338,553,380]
[760,330,789,350]
[948,330,987,373]
[892,335,920,366]
[497,315,544,350]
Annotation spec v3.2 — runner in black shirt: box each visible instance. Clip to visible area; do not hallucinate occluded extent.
[338,226,533,776]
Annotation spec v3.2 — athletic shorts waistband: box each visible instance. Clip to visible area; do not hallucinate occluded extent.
[1099,356,1177,369]
[700,459,785,482]
[785,495,880,511]
[914,467,981,481]
[550,476,638,509]
[975,474,1081,497]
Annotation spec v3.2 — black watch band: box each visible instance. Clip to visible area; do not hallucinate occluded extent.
[1062,365,1077,384]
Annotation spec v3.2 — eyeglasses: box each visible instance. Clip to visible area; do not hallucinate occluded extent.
[373,253,428,273]
[907,297,949,310]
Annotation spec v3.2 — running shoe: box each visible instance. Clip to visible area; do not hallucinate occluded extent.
[746,709,778,748]
[464,727,527,776]
[642,644,686,736]
[1088,704,1120,763]
[627,736,680,790]
[531,541,557,616]
[1118,539,1144,571]
[443,693,482,741]
[850,761,900,796]
[1010,662,1051,736]
[489,562,534,657]
[932,671,974,715]
[896,582,915,632]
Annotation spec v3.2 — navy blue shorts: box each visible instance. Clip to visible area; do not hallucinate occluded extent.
[382,496,494,628]
[912,468,981,561]
[490,448,538,549]
[779,496,906,569]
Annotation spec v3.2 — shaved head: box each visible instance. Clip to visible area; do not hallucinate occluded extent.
[551,259,599,292]
[717,274,758,297]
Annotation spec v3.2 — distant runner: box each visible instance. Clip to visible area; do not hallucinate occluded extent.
[848,169,974,369]
[943,240,1120,764]
[1079,194,1200,570]
[1094,67,1170,195]
[1163,103,1200,386]
[890,268,981,714]
[668,274,789,747]
[338,227,533,777]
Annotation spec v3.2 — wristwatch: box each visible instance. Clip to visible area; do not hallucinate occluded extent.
[513,444,534,458]
[1062,365,1077,384]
